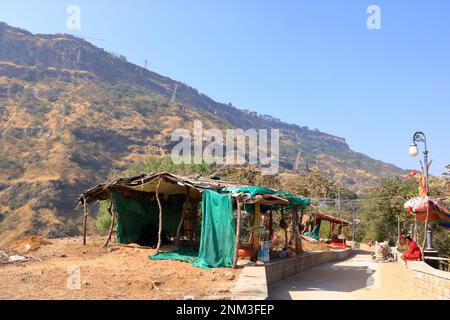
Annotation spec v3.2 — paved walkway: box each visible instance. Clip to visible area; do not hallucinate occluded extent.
[269,250,427,300]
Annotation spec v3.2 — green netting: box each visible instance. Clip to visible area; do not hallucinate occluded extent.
[224,186,276,197]
[275,190,311,209]
[192,190,236,269]
[149,248,199,263]
[224,186,311,209]
[305,219,322,240]
[112,191,183,245]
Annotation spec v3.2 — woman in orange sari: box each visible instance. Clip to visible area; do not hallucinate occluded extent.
[401,236,422,261]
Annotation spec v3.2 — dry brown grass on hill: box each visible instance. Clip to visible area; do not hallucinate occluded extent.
[7,236,52,254]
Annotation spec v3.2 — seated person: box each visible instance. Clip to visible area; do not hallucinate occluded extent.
[401,236,422,261]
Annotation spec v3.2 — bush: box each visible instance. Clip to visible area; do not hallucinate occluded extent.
[434,228,450,258]
[96,201,112,233]
[126,156,214,177]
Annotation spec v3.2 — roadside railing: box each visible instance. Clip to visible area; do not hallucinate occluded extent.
[423,256,450,272]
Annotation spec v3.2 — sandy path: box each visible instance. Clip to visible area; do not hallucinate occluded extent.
[269,250,428,300]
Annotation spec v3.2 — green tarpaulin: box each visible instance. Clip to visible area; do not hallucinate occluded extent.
[224,186,311,209]
[224,186,276,197]
[305,219,322,240]
[112,191,183,245]
[149,248,199,263]
[192,190,236,269]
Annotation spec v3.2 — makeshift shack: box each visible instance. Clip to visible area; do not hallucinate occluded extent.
[303,211,352,249]
[79,172,311,269]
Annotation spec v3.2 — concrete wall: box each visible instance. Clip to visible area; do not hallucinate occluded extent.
[406,261,450,300]
[392,248,450,300]
[231,249,352,300]
[265,249,353,287]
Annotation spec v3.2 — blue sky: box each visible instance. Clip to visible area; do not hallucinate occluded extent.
[1,0,449,175]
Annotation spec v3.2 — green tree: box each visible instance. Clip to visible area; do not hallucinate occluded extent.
[359,177,417,245]
[96,200,112,233]
[126,156,214,177]
[210,166,281,189]
[281,169,346,199]
[443,164,450,176]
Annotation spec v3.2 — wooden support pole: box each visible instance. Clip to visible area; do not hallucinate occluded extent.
[269,210,274,239]
[289,209,295,246]
[155,178,164,253]
[294,207,299,252]
[83,198,88,246]
[103,202,116,248]
[175,210,185,245]
[329,222,333,240]
[299,209,304,252]
[175,187,189,245]
[252,201,261,250]
[191,198,198,242]
[233,198,242,269]
[281,208,288,250]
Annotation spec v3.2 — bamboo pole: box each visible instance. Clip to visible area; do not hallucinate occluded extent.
[299,209,304,252]
[269,209,274,239]
[191,200,198,242]
[281,208,288,250]
[83,198,88,246]
[155,178,164,253]
[175,187,189,245]
[252,201,261,250]
[294,207,299,252]
[103,202,116,248]
[233,198,242,269]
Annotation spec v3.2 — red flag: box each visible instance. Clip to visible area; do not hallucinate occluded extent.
[404,170,418,178]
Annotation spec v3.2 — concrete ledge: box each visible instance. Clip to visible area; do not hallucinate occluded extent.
[231,266,268,300]
[393,248,450,300]
[407,261,450,280]
[405,261,450,300]
[231,249,352,300]
[266,248,353,287]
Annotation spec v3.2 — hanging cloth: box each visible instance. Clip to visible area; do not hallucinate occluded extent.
[193,190,236,269]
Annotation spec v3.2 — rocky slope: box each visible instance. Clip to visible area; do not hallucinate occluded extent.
[0,22,405,243]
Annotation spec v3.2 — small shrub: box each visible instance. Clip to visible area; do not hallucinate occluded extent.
[96,201,112,233]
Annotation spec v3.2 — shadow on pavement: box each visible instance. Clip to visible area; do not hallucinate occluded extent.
[269,250,375,300]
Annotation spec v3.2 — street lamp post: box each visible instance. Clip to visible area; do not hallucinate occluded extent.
[409,131,437,257]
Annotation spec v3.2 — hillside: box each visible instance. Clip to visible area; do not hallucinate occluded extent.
[0,22,405,243]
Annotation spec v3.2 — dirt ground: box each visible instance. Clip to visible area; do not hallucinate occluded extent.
[0,236,241,300]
